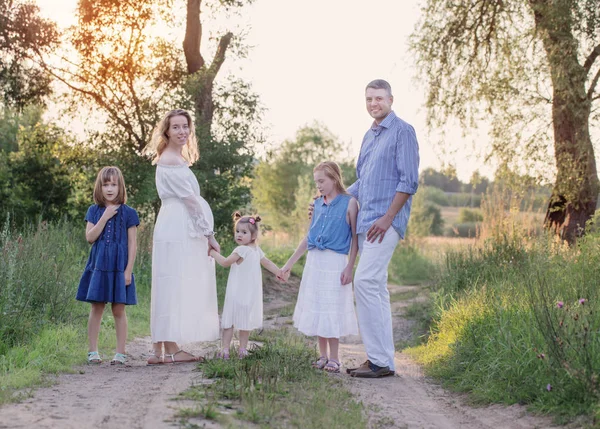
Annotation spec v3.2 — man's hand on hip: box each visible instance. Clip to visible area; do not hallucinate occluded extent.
[366,214,393,243]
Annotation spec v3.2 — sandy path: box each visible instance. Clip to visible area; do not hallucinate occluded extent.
[338,285,558,429]
[0,338,221,429]
[0,282,565,429]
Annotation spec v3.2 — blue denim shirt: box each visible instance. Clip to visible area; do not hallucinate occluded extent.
[307,194,352,255]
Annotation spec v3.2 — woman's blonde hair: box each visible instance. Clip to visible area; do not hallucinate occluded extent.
[93,166,127,206]
[314,161,347,195]
[144,109,199,165]
[233,211,262,241]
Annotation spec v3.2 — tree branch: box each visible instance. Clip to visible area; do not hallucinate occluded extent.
[584,44,600,74]
[183,0,204,73]
[208,32,233,77]
[588,67,600,101]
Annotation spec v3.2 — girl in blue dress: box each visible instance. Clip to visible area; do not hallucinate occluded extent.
[76,166,140,365]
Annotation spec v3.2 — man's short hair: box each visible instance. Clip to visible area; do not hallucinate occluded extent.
[365,79,392,96]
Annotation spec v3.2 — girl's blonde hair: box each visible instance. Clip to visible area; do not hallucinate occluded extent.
[233,211,262,241]
[314,161,347,195]
[93,166,127,206]
[144,109,199,165]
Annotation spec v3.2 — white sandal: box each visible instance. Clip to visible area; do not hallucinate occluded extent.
[146,352,163,366]
[164,349,202,364]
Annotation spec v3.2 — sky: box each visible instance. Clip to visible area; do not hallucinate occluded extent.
[35,0,495,182]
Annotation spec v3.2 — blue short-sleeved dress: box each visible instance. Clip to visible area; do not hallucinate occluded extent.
[76,204,140,305]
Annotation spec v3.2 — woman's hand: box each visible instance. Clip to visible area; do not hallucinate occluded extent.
[340,265,353,285]
[124,269,132,286]
[208,235,220,254]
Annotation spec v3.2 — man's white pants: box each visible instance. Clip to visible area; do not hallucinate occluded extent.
[354,228,400,371]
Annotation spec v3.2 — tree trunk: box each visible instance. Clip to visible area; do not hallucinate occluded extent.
[183,0,233,138]
[530,0,600,243]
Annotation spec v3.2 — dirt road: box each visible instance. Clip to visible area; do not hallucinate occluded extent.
[0,282,561,429]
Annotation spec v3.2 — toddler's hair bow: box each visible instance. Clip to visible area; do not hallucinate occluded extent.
[249,218,255,224]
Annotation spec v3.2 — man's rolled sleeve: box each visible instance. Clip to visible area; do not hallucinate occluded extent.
[395,127,420,195]
[347,179,360,199]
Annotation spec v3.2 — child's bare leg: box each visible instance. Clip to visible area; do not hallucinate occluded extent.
[318,336,328,359]
[222,327,234,352]
[111,303,127,354]
[239,330,250,351]
[88,303,105,352]
[327,338,340,362]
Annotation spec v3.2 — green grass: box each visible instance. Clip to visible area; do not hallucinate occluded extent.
[406,232,600,422]
[388,243,436,285]
[179,329,366,428]
[0,219,153,404]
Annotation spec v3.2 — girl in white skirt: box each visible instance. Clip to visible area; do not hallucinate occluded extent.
[209,213,282,359]
[281,161,359,373]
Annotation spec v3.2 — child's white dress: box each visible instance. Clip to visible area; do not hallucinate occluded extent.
[221,245,264,330]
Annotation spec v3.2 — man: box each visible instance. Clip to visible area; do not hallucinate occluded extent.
[346,79,419,378]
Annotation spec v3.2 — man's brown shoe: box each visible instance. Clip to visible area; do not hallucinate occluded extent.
[346,360,370,375]
[349,360,392,378]
[351,365,391,378]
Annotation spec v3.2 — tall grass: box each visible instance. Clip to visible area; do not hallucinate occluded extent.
[407,232,600,421]
[0,215,89,353]
[0,217,153,403]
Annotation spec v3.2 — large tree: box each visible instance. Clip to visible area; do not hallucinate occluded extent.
[5,0,260,229]
[412,0,600,242]
[0,0,59,110]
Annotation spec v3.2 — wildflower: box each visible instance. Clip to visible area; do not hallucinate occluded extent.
[546,384,552,392]
[557,301,564,309]
[538,353,545,359]
[579,298,586,305]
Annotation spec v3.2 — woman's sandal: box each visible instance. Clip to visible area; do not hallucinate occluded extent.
[238,348,249,359]
[110,353,127,365]
[87,351,102,364]
[164,349,204,364]
[146,352,163,366]
[312,356,328,369]
[324,359,341,373]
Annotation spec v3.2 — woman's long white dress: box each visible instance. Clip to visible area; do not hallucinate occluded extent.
[151,163,220,343]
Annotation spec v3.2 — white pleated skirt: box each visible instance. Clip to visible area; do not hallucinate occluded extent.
[293,249,359,338]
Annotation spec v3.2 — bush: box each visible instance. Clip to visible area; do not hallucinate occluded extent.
[444,222,480,238]
[408,192,444,237]
[388,243,436,285]
[458,208,483,223]
[446,192,481,207]
[420,186,449,206]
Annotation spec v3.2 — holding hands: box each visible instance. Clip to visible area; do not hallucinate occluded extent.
[207,235,220,254]
[277,265,292,283]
